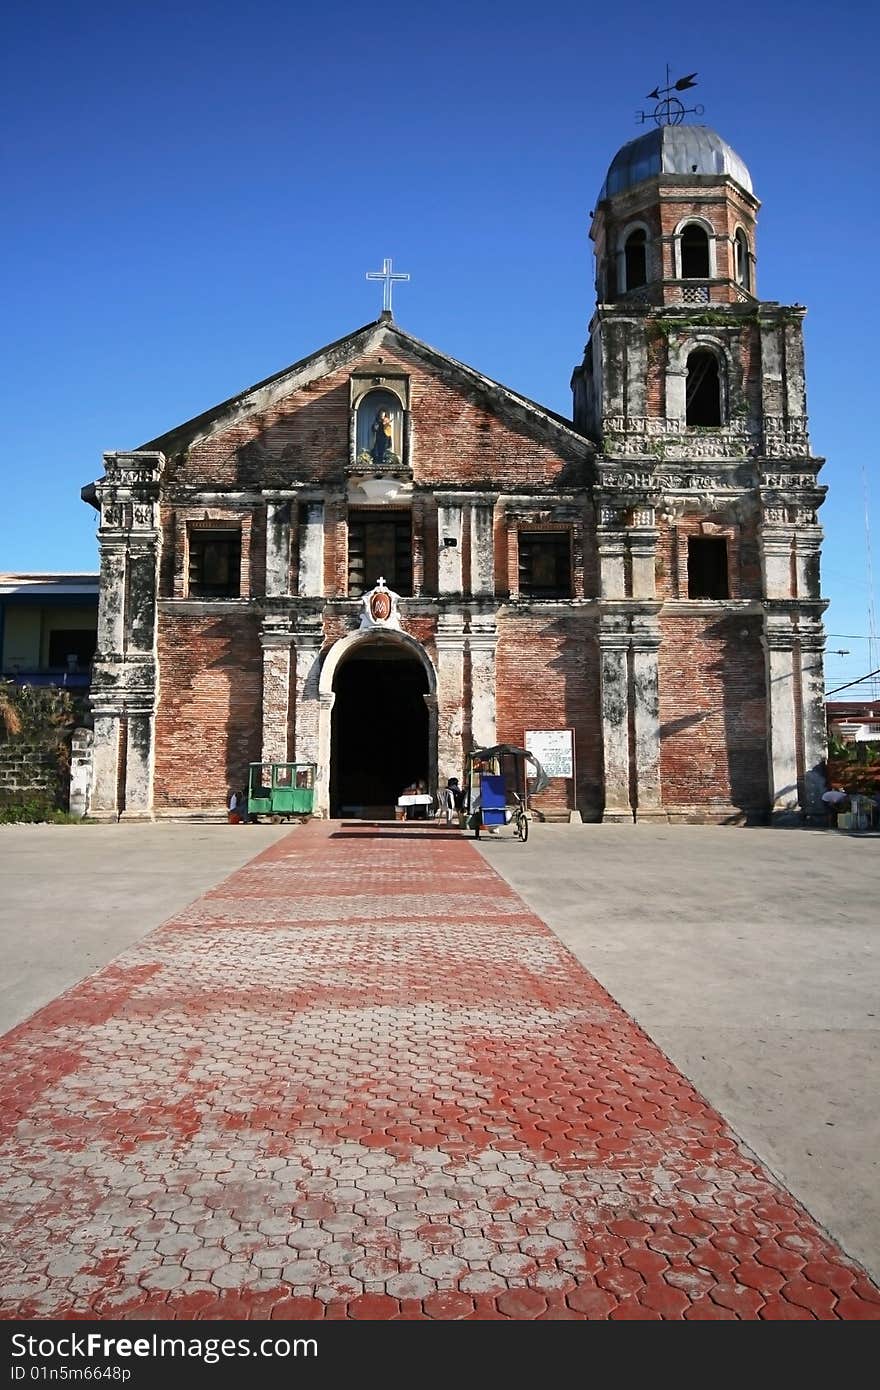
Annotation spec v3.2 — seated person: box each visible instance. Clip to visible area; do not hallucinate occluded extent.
[820,785,849,827]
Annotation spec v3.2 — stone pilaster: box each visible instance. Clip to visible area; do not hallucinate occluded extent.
[89,451,163,820]
[297,502,325,597]
[599,617,632,822]
[628,511,658,600]
[799,622,828,818]
[597,511,627,599]
[631,614,664,818]
[293,626,325,808]
[469,500,495,597]
[437,499,464,595]
[763,611,800,822]
[435,615,467,781]
[468,621,497,749]
[760,520,795,600]
[88,712,122,819]
[793,523,823,602]
[265,501,292,597]
[96,543,127,658]
[411,494,426,597]
[121,711,156,821]
[260,617,295,765]
[68,727,94,819]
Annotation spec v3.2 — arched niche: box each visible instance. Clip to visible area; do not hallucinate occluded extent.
[354,388,405,465]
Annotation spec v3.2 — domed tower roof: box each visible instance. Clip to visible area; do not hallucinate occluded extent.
[598,124,753,201]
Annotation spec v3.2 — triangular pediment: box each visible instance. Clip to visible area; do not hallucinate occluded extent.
[135,316,591,461]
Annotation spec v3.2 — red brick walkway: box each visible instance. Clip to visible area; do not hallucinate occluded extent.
[1,822,878,1321]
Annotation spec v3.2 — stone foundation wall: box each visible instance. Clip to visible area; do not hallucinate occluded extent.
[0,742,68,807]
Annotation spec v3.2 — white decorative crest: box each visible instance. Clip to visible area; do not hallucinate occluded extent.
[359,577,403,631]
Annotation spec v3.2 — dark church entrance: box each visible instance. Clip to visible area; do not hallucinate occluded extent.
[330,643,430,818]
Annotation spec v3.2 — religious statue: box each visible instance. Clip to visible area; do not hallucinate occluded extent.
[371,409,393,464]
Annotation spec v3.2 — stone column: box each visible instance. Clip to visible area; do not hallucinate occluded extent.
[630,615,664,820]
[469,500,495,597]
[763,612,800,822]
[435,616,467,781]
[437,501,464,595]
[469,623,497,748]
[261,618,295,764]
[599,619,632,822]
[297,502,325,597]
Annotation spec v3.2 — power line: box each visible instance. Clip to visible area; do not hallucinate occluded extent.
[825,667,880,696]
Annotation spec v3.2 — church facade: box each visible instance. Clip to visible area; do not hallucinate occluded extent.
[82,121,828,824]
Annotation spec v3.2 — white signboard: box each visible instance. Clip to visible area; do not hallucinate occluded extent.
[525,729,574,779]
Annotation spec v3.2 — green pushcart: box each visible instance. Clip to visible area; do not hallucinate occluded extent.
[247,762,316,822]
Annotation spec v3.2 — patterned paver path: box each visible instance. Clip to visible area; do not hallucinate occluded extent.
[1,821,879,1321]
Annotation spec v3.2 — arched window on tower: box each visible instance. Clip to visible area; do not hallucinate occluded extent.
[623,229,647,291]
[685,349,722,426]
[680,223,711,279]
[604,255,617,302]
[734,229,751,291]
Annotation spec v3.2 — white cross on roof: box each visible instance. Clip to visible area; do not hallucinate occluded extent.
[366,257,410,315]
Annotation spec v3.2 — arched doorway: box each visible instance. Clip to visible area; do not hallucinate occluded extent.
[330,640,430,817]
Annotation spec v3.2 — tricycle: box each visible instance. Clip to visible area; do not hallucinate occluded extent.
[463,744,549,841]
[247,762,316,822]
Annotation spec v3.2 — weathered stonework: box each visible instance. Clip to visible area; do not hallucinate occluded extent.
[82,122,827,825]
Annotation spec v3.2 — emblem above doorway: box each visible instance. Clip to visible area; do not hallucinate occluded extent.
[359,577,404,632]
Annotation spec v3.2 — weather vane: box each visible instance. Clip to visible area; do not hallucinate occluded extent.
[637,68,704,127]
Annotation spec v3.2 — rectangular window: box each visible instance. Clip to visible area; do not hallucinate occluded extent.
[518,530,572,598]
[687,537,729,599]
[47,630,96,669]
[187,527,242,598]
[348,510,412,597]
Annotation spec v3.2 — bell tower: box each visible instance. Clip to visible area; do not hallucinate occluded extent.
[573,104,828,823]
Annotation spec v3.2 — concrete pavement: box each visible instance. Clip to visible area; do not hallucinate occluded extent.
[475,823,880,1285]
[0,819,878,1319]
[0,824,289,1034]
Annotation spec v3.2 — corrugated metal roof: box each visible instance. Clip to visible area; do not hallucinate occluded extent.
[599,124,753,201]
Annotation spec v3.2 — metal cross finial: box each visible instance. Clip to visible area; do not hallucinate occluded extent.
[366,257,410,315]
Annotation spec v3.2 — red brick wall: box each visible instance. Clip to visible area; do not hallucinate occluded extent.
[165,344,584,500]
[496,615,602,817]
[154,613,262,807]
[659,614,768,809]
[656,515,762,602]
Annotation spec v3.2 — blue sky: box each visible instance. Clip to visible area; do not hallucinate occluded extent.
[2,0,877,696]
